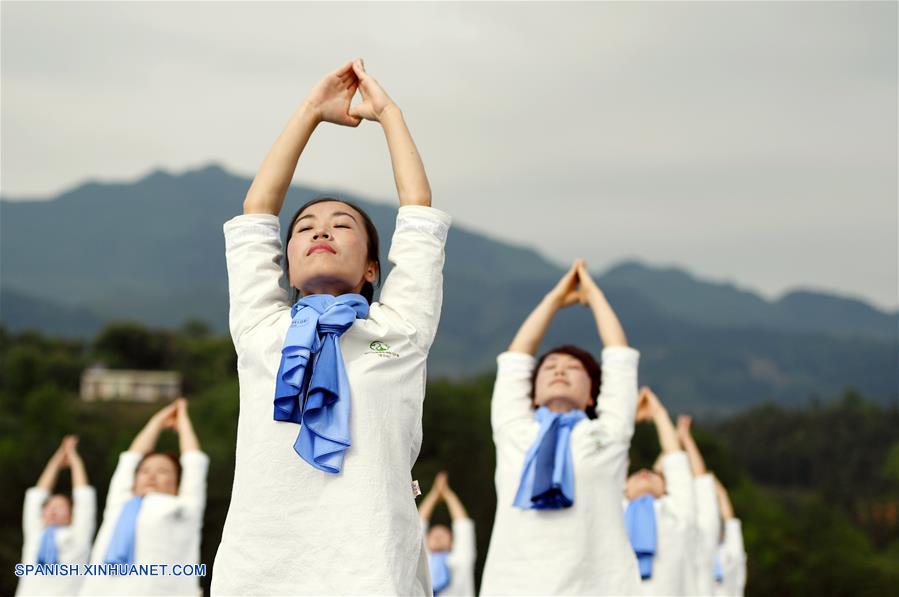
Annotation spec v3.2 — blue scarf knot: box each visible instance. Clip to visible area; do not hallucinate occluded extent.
[625,494,657,580]
[36,524,59,565]
[273,294,369,474]
[429,551,451,595]
[514,406,587,509]
[104,495,144,565]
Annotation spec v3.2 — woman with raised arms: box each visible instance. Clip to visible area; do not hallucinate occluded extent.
[79,399,208,597]
[480,261,643,595]
[211,59,451,595]
[17,436,95,597]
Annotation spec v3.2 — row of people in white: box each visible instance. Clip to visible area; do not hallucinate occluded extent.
[482,261,748,596]
[17,401,208,597]
[19,57,748,597]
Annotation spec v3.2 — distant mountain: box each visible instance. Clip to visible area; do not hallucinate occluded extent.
[602,261,897,341]
[2,164,897,414]
[0,287,104,337]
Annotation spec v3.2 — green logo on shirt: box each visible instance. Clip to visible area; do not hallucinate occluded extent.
[366,340,399,359]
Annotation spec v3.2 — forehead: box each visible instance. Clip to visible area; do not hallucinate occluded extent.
[44,495,70,507]
[139,454,177,472]
[296,201,361,222]
[428,525,452,537]
[541,353,585,368]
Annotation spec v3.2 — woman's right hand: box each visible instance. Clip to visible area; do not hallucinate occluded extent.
[304,61,362,128]
[546,260,584,310]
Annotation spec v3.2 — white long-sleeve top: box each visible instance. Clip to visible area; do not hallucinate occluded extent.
[714,519,747,597]
[78,450,209,596]
[16,486,95,597]
[628,451,696,597]
[690,473,722,596]
[480,348,642,596]
[212,206,451,596]
[423,518,476,596]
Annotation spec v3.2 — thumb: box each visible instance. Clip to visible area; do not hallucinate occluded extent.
[348,103,363,119]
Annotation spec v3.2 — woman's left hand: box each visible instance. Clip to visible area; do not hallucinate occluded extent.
[576,261,604,306]
[349,59,397,122]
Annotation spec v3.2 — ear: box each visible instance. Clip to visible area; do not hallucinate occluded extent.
[364,261,379,284]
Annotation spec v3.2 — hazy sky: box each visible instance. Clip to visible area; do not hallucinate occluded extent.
[2,1,896,309]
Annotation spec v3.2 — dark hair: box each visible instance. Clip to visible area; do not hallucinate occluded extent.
[283,197,382,304]
[137,452,183,487]
[531,345,603,419]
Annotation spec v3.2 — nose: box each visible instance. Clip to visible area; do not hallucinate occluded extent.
[312,228,331,240]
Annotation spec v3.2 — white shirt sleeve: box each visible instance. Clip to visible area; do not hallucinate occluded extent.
[177,450,210,518]
[490,351,538,439]
[450,518,476,565]
[22,487,49,541]
[104,451,143,517]
[223,213,291,350]
[375,205,452,354]
[693,473,721,595]
[70,486,97,545]
[721,518,747,597]
[589,347,640,445]
[660,451,696,527]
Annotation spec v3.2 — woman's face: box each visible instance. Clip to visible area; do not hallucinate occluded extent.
[133,454,179,496]
[533,353,594,413]
[42,495,72,526]
[427,525,453,553]
[625,469,666,500]
[287,201,377,297]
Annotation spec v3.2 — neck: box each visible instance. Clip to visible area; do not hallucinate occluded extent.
[300,277,363,298]
[544,398,578,414]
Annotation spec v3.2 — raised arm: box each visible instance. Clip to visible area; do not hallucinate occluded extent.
[576,261,627,347]
[442,476,470,521]
[36,439,68,492]
[676,415,708,476]
[129,402,178,455]
[681,419,721,595]
[244,61,361,215]
[637,388,680,454]
[715,477,735,520]
[509,261,582,355]
[175,398,201,453]
[63,435,89,488]
[418,472,446,523]
[349,59,430,207]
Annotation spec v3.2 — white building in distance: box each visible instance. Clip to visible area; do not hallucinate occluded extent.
[80,366,181,402]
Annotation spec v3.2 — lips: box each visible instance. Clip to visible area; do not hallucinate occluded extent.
[307,243,336,256]
[550,379,569,386]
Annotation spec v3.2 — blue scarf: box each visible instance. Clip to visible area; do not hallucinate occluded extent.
[429,551,451,595]
[104,496,144,565]
[625,494,657,580]
[36,524,59,565]
[514,406,586,509]
[714,553,724,583]
[274,294,369,474]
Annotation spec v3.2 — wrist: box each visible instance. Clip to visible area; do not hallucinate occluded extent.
[585,287,605,306]
[541,293,563,311]
[377,102,402,125]
[298,100,324,125]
